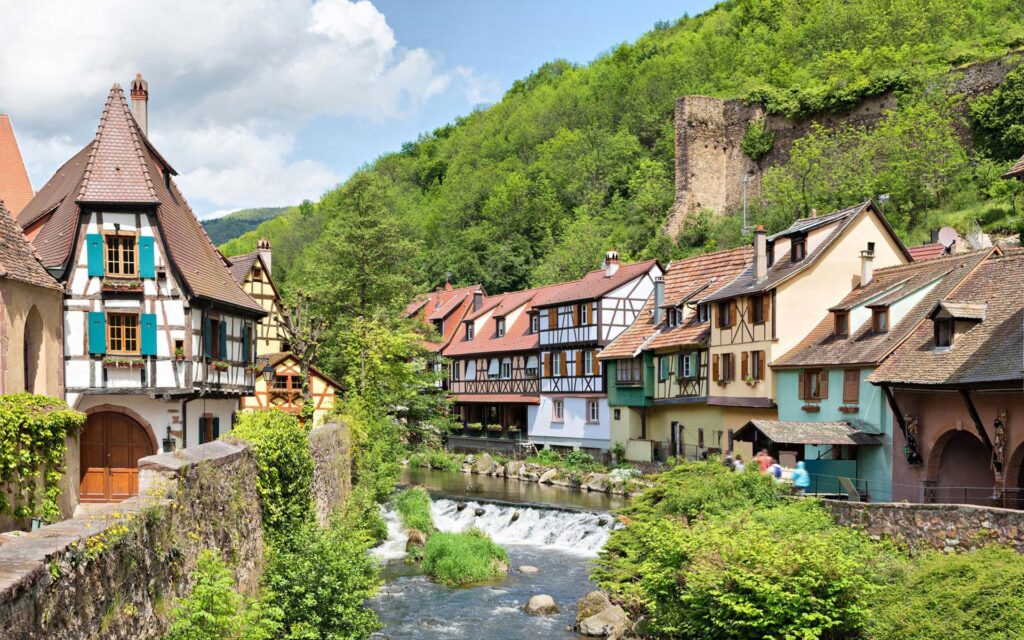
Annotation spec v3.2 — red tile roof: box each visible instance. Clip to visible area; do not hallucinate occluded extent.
[406,283,483,352]
[0,115,34,216]
[17,84,263,315]
[599,246,752,359]
[0,199,60,290]
[908,242,946,262]
[535,259,661,307]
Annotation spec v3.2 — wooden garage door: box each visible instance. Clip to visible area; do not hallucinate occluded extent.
[80,412,154,503]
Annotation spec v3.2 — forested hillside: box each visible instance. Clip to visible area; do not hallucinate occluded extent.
[203,207,288,245]
[222,0,1024,302]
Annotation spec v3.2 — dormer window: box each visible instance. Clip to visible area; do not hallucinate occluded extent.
[530,314,539,334]
[834,312,849,337]
[872,307,889,333]
[696,303,709,323]
[934,318,952,348]
[495,318,505,338]
[767,243,775,268]
[465,322,474,340]
[791,237,806,263]
[667,307,682,328]
[432,320,443,335]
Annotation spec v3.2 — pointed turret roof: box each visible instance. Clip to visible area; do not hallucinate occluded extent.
[17,83,263,315]
[0,115,34,216]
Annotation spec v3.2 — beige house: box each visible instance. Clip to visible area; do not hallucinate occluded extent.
[700,201,910,417]
[229,239,287,356]
[241,352,340,426]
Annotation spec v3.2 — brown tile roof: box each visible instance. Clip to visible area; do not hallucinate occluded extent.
[406,283,483,352]
[228,252,258,285]
[869,249,1024,387]
[1004,153,1024,180]
[773,250,991,369]
[738,420,882,446]
[599,246,753,359]
[704,201,911,303]
[0,199,60,289]
[18,84,263,315]
[908,242,946,261]
[535,259,661,307]
[937,301,986,320]
[0,115,34,216]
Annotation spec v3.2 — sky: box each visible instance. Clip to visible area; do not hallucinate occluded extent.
[0,1,716,218]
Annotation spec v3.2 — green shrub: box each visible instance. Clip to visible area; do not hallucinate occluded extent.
[263,523,382,639]
[0,393,85,520]
[394,488,435,535]
[421,528,509,586]
[741,118,775,162]
[424,449,459,472]
[229,410,314,540]
[343,398,403,504]
[611,442,626,466]
[406,452,425,468]
[563,450,596,469]
[866,545,1024,640]
[528,448,562,465]
[165,549,282,640]
[338,483,387,545]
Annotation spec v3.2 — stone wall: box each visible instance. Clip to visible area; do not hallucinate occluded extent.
[664,50,1024,235]
[822,499,1024,554]
[308,420,351,526]
[0,441,264,639]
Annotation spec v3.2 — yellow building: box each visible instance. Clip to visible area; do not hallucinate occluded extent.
[228,238,287,356]
[241,352,341,426]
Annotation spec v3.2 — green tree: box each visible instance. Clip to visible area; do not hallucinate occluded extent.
[970,64,1024,162]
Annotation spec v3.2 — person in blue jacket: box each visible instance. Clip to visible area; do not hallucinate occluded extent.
[792,461,811,496]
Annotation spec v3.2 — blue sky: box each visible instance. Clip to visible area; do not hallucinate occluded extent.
[0,1,716,217]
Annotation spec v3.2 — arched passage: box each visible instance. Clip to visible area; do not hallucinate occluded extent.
[79,411,156,503]
[23,306,42,394]
[928,429,995,505]
[1006,442,1024,510]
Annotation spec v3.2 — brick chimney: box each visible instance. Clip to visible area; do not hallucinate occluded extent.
[604,250,620,278]
[653,276,665,325]
[257,238,272,276]
[754,225,767,280]
[130,73,149,136]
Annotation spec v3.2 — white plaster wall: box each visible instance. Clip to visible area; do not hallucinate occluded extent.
[598,267,659,342]
[75,395,240,451]
[529,396,611,448]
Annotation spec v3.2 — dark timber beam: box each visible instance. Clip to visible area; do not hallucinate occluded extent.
[958,389,994,453]
[882,384,921,465]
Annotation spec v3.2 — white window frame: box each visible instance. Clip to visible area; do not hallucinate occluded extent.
[552,352,562,376]
[500,359,512,379]
[465,322,474,340]
[682,352,695,378]
[496,318,505,338]
[553,399,564,422]
[530,314,539,334]
[583,351,594,376]
[451,361,461,381]
[587,400,599,423]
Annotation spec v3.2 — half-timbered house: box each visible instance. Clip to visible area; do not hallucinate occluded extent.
[17,78,265,504]
[241,352,340,425]
[228,239,287,356]
[699,202,910,425]
[405,281,483,385]
[600,246,752,462]
[531,253,663,452]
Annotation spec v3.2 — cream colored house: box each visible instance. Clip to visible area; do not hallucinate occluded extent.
[700,201,910,421]
[241,352,340,426]
[229,239,288,356]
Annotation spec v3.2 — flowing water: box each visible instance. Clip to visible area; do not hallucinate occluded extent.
[369,471,623,639]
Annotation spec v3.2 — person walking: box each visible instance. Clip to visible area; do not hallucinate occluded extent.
[733,454,745,473]
[792,461,811,495]
[722,451,735,470]
[755,449,774,473]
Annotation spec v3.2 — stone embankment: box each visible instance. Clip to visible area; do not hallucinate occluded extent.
[444,453,643,496]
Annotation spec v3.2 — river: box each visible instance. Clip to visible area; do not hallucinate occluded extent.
[368,468,625,639]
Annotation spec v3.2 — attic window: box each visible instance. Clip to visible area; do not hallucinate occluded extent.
[696,303,709,323]
[495,317,506,338]
[872,307,889,333]
[667,307,682,328]
[530,314,539,334]
[934,318,953,348]
[834,312,849,337]
[791,237,806,262]
[432,320,443,335]
[465,322,474,340]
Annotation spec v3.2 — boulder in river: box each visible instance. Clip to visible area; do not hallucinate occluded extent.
[538,468,559,484]
[576,591,611,620]
[524,594,559,615]
[577,605,628,637]
[510,511,520,522]
[456,502,467,512]
[518,565,539,574]
[473,453,495,475]
[582,473,610,493]
[506,460,525,477]
[474,507,486,516]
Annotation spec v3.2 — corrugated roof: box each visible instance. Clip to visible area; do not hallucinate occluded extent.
[869,249,1024,387]
[18,84,263,314]
[774,250,990,369]
[0,115,34,216]
[703,201,911,303]
[738,420,882,446]
[0,199,60,290]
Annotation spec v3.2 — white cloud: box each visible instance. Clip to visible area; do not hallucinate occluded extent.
[0,0,473,212]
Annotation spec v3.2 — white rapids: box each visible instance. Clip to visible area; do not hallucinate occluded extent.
[371,504,411,562]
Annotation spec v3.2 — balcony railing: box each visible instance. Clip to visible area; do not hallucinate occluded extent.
[450,378,539,395]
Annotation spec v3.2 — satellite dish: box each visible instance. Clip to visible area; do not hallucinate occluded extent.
[937,227,958,249]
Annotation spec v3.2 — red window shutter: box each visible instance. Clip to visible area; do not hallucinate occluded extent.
[844,369,860,403]
[741,351,749,379]
[712,354,720,381]
[818,370,829,399]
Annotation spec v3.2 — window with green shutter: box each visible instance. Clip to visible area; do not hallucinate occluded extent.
[219,320,228,359]
[140,313,157,356]
[204,316,212,358]
[88,312,106,354]
[242,324,251,363]
[138,236,155,278]
[86,234,104,277]
[212,417,220,440]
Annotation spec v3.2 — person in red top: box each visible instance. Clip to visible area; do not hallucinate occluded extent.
[755,449,775,473]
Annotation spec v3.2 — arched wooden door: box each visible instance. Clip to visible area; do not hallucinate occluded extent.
[80,412,154,503]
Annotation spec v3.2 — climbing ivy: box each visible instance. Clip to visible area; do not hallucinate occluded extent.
[740,118,775,162]
[0,394,85,521]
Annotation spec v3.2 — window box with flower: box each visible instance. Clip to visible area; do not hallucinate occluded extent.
[103,356,145,369]
[173,347,185,361]
[466,422,484,432]
[210,360,230,372]
[102,278,144,293]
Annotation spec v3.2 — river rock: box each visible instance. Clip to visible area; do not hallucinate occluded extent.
[524,594,559,615]
[506,460,525,477]
[577,605,627,637]
[518,565,539,574]
[474,507,486,516]
[538,468,559,484]
[456,502,467,512]
[552,474,572,487]
[474,453,495,475]
[582,473,610,493]
[510,511,520,522]
[576,591,611,620]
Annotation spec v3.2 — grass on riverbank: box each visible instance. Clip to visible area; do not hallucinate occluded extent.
[406,448,461,472]
[527,448,608,473]
[394,487,435,535]
[421,528,509,586]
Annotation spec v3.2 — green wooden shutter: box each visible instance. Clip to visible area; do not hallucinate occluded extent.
[140,313,157,356]
[86,234,104,277]
[212,417,220,440]
[138,236,155,278]
[242,325,251,363]
[219,321,228,359]
[203,317,212,358]
[88,312,106,354]
[198,417,206,444]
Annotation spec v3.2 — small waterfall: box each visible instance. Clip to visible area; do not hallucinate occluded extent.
[431,499,616,556]
[371,504,410,562]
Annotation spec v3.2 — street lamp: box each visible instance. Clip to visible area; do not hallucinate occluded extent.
[262,364,275,384]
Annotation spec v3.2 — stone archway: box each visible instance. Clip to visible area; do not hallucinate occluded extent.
[927,429,995,505]
[22,306,42,394]
[79,410,157,503]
